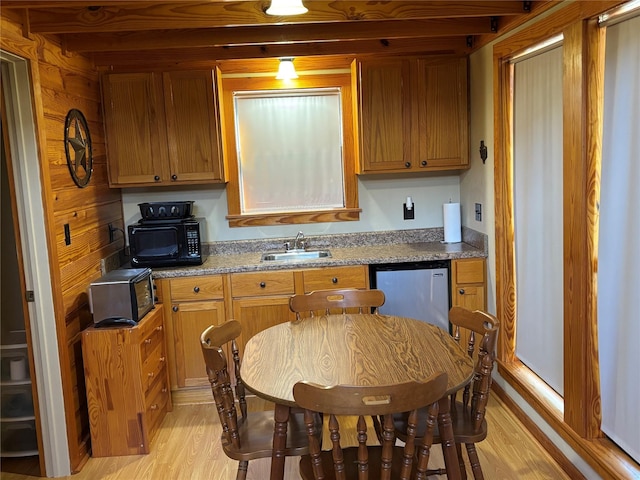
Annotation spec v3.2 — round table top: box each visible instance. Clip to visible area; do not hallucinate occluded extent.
[241,313,475,407]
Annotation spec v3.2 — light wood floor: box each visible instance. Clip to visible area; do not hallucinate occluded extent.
[1,394,571,480]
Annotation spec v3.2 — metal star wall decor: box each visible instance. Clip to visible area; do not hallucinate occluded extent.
[64,109,93,188]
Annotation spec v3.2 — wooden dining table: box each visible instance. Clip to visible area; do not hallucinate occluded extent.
[241,313,475,480]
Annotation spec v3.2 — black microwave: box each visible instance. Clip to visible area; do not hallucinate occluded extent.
[128,217,205,268]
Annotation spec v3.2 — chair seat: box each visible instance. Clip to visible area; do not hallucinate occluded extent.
[222,410,319,461]
[299,445,430,480]
[393,400,488,444]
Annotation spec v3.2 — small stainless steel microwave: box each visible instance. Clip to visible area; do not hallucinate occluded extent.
[89,268,154,324]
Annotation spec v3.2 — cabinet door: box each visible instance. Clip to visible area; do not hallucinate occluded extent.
[358,59,413,172]
[232,297,295,356]
[416,57,469,169]
[172,300,225,388]
[163,70,225,183]
[102,72,169,186]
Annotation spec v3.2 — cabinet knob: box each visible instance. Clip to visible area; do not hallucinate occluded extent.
[193,286,200,293]
[145,338,152,344]
[332,277,338,284]
[404,162,411,168]
[148,372,154,378]
[156,326,163,332]
[421,160,427,167]
[172,305,179,312]
[159,356,166,363]
[171,174,178,181]
[459,289,465,295]
[150,404,158,410]
[154,175,160,182]
[260,282,266,288]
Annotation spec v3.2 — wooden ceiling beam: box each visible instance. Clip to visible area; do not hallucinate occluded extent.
[24,1,529,34]
[92,36,471,67]
[63,17,494,53]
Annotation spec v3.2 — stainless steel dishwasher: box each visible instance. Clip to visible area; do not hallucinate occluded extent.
[370,260,451,331]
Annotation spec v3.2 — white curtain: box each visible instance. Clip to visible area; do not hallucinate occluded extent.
[513,45,565,396]
[598,14,640,463]
[234,89,344,213]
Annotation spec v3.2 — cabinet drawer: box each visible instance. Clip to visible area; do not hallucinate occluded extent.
[140,323,164,361]
[453,259,485,284]
[170,276,224,301]
[142,345,166,393]
[145,369,169,410]
[231,271,295,297]
[146,372,169,435]
[303,266,368,292]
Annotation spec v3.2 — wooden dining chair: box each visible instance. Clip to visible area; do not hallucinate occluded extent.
[289,288,385,320]
[293,372,448,480]
[393,306,500,480]
[200,320,319,480]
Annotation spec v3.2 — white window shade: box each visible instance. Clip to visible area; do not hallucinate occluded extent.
[598,14,640,464]
[233,89,345,214]
[512,45,564,396]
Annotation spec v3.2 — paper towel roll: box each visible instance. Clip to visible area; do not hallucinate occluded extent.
[10,357,27,381]
[443,202,461,243]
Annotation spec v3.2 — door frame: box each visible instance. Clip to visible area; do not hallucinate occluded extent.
[1,51,71,476]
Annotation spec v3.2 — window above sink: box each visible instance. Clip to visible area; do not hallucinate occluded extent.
[220,68,361,227]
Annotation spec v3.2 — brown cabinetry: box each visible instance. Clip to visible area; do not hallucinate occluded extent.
[102,69,225,187]
[302,265,368,292]
[357,56,468,174]
[166,276,226,389]
[451,258,487,348]
[229,265,369,355]
[81,306,171,457]
[230,270,296,355]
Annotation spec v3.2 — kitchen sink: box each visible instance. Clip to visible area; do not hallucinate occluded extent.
[261,249,331,262]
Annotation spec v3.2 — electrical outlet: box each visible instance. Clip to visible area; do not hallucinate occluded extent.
[403,203,415,220]
[475,203,482,222]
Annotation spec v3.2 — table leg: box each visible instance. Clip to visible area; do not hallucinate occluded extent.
[438,396,462,480]
[270,403,290,480]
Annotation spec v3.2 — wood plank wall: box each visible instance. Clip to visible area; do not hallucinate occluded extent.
[1,10,123,472]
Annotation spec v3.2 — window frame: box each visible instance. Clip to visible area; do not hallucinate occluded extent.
[493,1,639,479]
[220,71,360,227]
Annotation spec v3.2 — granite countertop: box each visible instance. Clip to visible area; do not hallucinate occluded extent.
[151,227,487,279]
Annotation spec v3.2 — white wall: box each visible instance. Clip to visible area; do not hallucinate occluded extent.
[122,175,461,242]
[460,44,496,314]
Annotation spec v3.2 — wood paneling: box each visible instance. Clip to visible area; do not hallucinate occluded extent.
[1,11,124,472]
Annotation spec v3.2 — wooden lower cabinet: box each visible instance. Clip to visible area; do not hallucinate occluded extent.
[81,306,171,457]
[451,258,487,349]
[230,270,296,355]
[165,276,226,389]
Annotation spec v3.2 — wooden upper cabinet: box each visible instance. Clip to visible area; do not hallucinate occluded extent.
[162,71,224,183]
[416,57,469,170]
[358,58,413,172]
[102,69,225,187]
[357,56,469,174]
[102,72,169,185]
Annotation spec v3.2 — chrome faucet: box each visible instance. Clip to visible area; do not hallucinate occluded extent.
[294,231,306,250]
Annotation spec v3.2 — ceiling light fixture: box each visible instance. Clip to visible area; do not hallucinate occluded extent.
[276,58,298,80]
[266,0,308,16]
